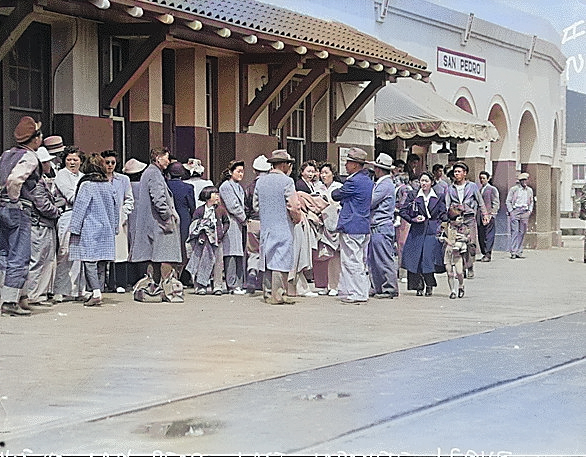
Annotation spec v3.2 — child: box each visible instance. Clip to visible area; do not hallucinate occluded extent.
[438,205,470,299]
[185,186,230,295]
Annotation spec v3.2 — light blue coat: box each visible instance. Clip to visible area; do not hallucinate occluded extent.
[219,179,246,257]
[69,181,118,262]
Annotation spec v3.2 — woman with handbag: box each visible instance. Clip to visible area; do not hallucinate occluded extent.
[399,171,447,296]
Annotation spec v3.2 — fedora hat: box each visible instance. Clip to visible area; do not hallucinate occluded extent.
[183,157,205,175]
[346,147,368,164]
[14,116,42,144]
[267,149,295,164]
[44,135,65,154]
[35,146,55,163]
[122,158,147,174]
[517,172,529,181]
[368,152,394,171]
[252,154,271,172]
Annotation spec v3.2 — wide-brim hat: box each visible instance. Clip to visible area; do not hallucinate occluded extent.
[35,146,55,163]
[267,149,295,163]
[183,158,205,175]
[14,116,42,144]
[367,152,394,171]
[252,154,272,171]
[122,158,147,174]
[346,147,368,164]
[44,135,65,154]
[517,172,530,181]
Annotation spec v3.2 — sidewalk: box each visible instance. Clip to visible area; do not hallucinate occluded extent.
[1,237,586,442]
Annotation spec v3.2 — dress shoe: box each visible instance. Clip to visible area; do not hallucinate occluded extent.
[425,286,433,296]
[467,267,475,279]
[328,289,338,296]
[458,288,465,298]
[1,302,32,316]
[480,256,491,262]
[231,287,246,295]
[449,292,457,299]
[84,296,102,307]
[516,254,525,259]
[18,298,33,311]
[196,288,207,295]
[340,297,366,305]
[301,291,319,298]
[511,253,518,259]
[374,293,394,299]
[213,289,223,296]
[29,300,54,307]
[416,289,424,296]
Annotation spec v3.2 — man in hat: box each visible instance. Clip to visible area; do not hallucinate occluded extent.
[244,154,272,293]
[25,147,63,306]
[253,149,302,304]
[0,116,43,316]
[506,172,534,259]
[367,153,399,299]
[445,161,490,278]
[331,147,374,304]
[477,171,500,262]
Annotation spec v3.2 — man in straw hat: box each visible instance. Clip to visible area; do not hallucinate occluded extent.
[506,172,534,259]
[253,149,302,304]
[367,153,399,299]
[24,147,63,307]
[331,147,374,304]
[0,116,43,316]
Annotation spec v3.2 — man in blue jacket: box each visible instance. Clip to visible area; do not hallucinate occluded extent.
[332,147,374,304]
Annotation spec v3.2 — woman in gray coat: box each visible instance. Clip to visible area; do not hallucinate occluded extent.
[219,160,246,294]
[128,148,181,284]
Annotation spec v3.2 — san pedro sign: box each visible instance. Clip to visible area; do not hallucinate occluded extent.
[437,47,486,81]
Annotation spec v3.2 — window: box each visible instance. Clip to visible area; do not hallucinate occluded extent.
[2,22,50,150]
[573,164,586,181]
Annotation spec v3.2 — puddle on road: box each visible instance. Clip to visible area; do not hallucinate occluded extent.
[134,418,222,438]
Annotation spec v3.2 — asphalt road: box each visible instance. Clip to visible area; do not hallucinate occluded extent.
[1,237,586,454]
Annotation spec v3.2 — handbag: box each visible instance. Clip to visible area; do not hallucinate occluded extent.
[133,272,163,302]
[161,270,185,303]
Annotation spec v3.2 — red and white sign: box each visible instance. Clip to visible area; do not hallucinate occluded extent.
[437,47,486,81]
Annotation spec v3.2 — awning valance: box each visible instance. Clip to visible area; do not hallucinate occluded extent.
[375,78,499,143]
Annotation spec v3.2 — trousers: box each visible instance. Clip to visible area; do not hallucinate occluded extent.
[339,233,370,301]
[368,230,398,296]
[0,202,32,303]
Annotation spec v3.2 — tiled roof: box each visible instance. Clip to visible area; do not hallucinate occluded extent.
[135,0,429,72]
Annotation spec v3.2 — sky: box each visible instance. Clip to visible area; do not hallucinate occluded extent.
[426,0,586,93]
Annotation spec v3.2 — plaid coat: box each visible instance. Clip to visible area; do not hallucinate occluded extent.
[69,181,119,261]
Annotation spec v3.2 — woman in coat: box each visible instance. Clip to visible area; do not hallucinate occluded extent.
[128,148,182,284]
[69,154,118,306]
[102,150,134,293]
[399,171,447,296]
[166,161,196,282]
[218,160,246,294]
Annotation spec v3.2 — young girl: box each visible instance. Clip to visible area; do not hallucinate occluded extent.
[438,205,470,299]
[186,186,230,295]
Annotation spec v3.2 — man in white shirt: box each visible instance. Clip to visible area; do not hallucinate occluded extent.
[505,172,534,259]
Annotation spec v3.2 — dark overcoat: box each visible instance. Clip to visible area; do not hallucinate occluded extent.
[399,191,447,274]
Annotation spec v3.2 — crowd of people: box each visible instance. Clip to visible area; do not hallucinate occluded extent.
[0,115,535,315]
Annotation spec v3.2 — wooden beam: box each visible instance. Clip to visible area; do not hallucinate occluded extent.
[331,74,387,142]
[240,57,304,132]
[270,59,330,132]
[102,26,169,110]
[0,0,36,62]
[331,67,379,82]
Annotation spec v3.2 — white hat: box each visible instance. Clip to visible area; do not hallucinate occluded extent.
[517,172,529,181]
[35,146,55,163]
[183,158,205,175]
[122,158,147,174]
[252,155,271,172]
[367,152,394,171]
